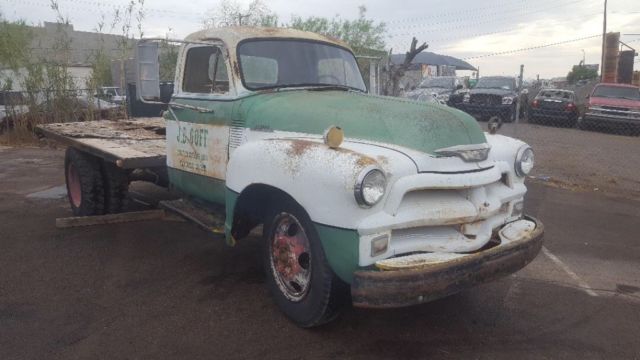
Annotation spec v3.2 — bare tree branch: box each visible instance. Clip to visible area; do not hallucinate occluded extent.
[383,37,428,97]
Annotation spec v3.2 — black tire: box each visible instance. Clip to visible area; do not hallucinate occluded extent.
[577,117,588,130]
[64,147,105,216]
[529,114,537,124]
[506,104,517,123]
[102,161,130,214]
[262,196,346,327]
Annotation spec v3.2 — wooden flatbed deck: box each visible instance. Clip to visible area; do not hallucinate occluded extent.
[37,118,166,169]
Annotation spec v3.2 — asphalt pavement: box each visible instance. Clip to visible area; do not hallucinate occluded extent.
[1,146,639,360]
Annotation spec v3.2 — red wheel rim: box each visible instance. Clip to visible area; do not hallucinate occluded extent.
[67,163,82,207]
[269,213,312,302]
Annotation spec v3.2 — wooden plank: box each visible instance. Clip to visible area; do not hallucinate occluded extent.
[56,209,168,228]
[36,118,167,169]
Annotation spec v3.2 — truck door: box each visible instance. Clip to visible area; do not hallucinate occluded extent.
[166,44,235,204]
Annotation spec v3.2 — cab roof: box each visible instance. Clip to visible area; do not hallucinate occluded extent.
[185,26,351,51]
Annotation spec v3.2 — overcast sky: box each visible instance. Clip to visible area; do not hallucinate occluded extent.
[2,0,639,78]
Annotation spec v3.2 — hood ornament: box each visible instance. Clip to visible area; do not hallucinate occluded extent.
[435,143,491,162]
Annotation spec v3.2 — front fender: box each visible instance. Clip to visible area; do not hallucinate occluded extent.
[226,138,382,229]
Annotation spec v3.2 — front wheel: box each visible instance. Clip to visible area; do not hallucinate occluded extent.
[263,197,346,327]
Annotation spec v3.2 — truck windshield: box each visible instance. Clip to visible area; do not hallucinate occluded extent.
[592,85,640,100]
[475,78,514,90]
[419,77,454,89]
[237,39,366,92]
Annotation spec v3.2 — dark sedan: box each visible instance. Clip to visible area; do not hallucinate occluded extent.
[529,89,578,127]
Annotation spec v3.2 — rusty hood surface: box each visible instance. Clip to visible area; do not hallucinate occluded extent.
[238,90,487,157]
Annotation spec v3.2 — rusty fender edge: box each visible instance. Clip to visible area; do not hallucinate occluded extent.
[351,215,544,309]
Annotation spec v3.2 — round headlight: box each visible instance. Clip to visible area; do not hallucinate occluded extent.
[515,146,534,177]
[355,168,386,207]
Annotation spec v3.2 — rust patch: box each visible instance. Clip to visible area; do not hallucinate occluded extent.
[355,155,377,168]
[233,61,241,77]
[286,139,317,157]
[376,155,389,166]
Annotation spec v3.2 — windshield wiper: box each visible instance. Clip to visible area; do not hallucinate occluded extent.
[308,84,359,92]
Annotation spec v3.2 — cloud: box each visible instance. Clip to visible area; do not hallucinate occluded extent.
[3,0,639,78]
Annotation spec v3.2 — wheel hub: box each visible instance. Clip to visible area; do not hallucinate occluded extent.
[270,214,311,301]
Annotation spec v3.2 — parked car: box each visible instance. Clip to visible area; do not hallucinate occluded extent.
[581,83,640,133]
[0,91,30,133]
[26,92,122,123]
[463,76,519,122]
[529,89,579,127]
[96,86,127,105]
[404,76,466,107]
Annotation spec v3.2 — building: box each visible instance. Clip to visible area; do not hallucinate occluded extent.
[1,22,133,91]
[390,52,477,90]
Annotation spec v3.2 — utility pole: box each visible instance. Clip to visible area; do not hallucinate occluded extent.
[601,0,607,81]
[515,64,524,124]
[581,49,586,64]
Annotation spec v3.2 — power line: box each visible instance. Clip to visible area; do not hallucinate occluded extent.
[385,0,535,25]
[386,0,587,33]
[460,34,601,60]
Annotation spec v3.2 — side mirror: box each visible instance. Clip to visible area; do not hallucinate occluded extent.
[456,84,463,90]
[136,41,162,103]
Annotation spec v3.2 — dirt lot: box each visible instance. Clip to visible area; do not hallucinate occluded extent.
[497,122,640,200]
[1,128,640,359]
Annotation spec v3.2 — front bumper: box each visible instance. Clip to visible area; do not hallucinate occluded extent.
[583,113,640,126]
[351,215,544,308]
[530,109,576,121]
[463,103,513,118]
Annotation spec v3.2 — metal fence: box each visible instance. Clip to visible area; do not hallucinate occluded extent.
[0,88,126,136]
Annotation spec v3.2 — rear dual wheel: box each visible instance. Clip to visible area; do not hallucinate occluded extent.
[64,147,129,216]
[65,147,105,216]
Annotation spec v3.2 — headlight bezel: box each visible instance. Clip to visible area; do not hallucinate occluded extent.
[354,166,387,207]
[515,145,534,177]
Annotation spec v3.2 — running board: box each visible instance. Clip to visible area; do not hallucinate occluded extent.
[159,198,226,236]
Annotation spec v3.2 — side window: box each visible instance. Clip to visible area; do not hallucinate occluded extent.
[183,46,230,94]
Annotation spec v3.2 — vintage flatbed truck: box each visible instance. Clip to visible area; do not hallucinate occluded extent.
[37,27,544,327]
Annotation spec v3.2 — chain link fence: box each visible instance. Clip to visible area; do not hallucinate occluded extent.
[452,77,640,200]
[0,88,126,141]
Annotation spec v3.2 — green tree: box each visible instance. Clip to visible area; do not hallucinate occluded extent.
[0,18,33,72]
[567,65,598,84]
[289,6,386,53]
[159,36,179,81]
[203,0,278,28]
